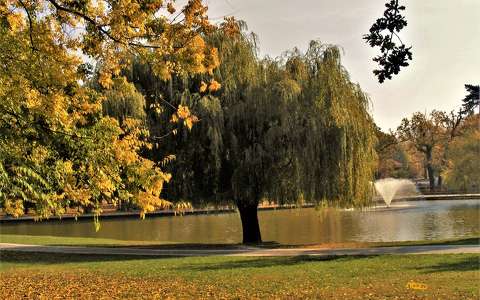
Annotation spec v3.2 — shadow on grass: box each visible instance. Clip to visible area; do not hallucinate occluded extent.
[0,250,376,270]
[43,237,479,249]
[417,256,480,273]
[45,243,246,249]
[180,255,374,271]
[0,251,171,265]
[417,237,479,246]
[42,241,292,249]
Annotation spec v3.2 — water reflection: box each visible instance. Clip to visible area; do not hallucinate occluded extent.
[1,200,478,245]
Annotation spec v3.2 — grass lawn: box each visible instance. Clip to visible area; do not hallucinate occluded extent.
[1,234,479,298]
[0,251,478,299]
[1,233,479,249]
[0,234,171,247]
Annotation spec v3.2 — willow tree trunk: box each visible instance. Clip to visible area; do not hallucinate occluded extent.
[237,202,262,244]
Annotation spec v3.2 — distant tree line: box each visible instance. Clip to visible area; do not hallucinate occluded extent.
[376,85,479,193]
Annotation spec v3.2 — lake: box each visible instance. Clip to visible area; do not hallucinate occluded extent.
[1,199,478,245]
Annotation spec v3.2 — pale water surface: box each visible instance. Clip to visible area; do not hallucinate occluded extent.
[1,199,479,245]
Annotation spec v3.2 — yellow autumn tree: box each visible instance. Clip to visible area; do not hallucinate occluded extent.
[0,0,220,223]
[444,114,480,192]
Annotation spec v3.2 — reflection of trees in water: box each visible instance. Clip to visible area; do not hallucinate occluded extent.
[421,204,480,240]
[421,212,443,240]
[2,201,479,244]
[352,210,409,242]
[260,207,365,244]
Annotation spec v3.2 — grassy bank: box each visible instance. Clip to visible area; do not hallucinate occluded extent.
[1,234,479,249]
[0,251,478,299]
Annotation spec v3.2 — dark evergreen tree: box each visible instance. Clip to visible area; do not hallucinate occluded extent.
[461,84,480,116]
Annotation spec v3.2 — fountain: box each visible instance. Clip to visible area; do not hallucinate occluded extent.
[374,178,419,207]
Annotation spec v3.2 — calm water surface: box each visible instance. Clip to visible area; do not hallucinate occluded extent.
[1,199,479,244]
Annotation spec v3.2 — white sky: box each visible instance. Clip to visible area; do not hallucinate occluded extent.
[205,0,480,131]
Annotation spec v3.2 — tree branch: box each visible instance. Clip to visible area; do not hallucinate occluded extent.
[393,31,404,46]
[46,0,164,50]
[1,107,93,140]
[17,0,38,52]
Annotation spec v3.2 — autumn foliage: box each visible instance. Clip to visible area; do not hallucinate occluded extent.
[0,0,221,223]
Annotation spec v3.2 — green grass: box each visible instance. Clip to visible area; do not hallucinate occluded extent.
[1,234,478,298]
[1,233,478,249]
[0,234,172,247]
[0,251,478,299]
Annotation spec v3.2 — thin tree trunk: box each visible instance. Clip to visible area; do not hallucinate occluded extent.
[237,203,262,244]
[426,148,435,192]
[168,78,173,100]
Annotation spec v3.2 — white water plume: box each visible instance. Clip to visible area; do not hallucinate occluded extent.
[374,178,419,207]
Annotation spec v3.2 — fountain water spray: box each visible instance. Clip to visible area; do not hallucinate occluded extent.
[374,178,419,207]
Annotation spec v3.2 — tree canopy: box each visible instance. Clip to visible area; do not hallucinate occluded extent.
[0,0,223,224]
[461,84,480,116]
[374,127,423,179]
[443,115,480,192]
[396,111,450,191]
[395,108,475,192]
[127,25,378,243]
[2,0,219,84]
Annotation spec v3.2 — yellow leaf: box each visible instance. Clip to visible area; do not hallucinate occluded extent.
[199,81,207,93]
[208,80,221,92]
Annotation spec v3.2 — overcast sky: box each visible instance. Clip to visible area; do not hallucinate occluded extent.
[205,0,480,131]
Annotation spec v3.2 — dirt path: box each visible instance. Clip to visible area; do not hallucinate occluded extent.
[1,243,478,257]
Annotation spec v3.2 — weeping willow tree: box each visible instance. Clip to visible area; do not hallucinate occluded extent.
[210,27,377,242]
[102,77,146,125]
[123,58,225,205]
[296,42,378,207]
[126,22,377,243]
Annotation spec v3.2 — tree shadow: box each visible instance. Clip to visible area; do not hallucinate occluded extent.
[42,241,294,249]
[68,237,479,249]
[425,237,479,246]
[179,255,374,271]
[45,243,246,249]
[416,256,480,273]
[0,250,172,265]
[0,249,374,270]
